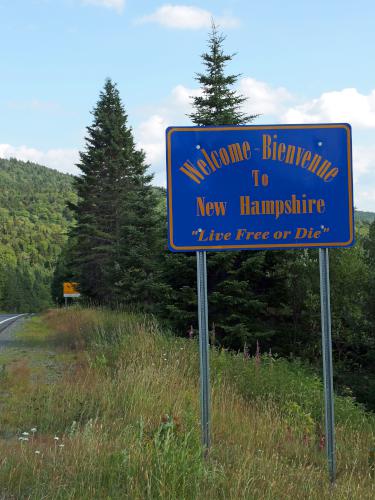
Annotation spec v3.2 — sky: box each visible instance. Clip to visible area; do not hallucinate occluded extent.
[0,0,374,210]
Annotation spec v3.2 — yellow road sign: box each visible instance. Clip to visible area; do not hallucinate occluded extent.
[63,282,80,297]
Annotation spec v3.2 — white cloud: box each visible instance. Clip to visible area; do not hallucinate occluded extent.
[352,145,375,211]
[137,115,168,174]
[0,144,80,176]
[239,77,292,117]
[137,4,239,30]
[353,145,375,178]
[282,88,375,128]
[355,186,375,211]
[134,84,201,184]
[82,0,125,13]
[170,84,201,108]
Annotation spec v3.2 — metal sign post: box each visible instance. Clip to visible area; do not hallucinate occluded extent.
[196,250,211,452]
[319,248,336,483]
[63,282,80,308]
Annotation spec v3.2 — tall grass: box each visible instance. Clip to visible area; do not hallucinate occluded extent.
[0,307,374,499]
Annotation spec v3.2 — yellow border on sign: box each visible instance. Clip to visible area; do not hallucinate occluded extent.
[166,124,354,251]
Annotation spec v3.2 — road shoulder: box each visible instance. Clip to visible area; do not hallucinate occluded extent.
[0,315,77,384]
[0,316,29,351]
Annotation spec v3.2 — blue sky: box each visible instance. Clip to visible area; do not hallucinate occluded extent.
[1,0,374,209]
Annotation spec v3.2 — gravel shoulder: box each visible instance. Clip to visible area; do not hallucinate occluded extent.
[0,315,75,384]
[0,316,30,351]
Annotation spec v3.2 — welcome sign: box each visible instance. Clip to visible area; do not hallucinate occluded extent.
[166,124,354,251]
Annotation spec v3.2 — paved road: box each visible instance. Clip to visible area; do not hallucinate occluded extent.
[0,314,26,334]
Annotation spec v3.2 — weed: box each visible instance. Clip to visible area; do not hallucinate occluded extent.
[0,308,373,499]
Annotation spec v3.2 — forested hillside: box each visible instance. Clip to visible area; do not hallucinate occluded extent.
[0,158,76,311]
[356,210,375,224]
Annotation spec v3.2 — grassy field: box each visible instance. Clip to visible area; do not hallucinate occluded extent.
[0,308,374,499]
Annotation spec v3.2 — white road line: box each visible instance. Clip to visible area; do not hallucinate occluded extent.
[0,314,25,325]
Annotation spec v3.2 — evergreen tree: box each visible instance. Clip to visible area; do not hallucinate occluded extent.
[160,23,302,353]
[161,24,269,348]
[189,23,268,350]
[71,79,159,306]
[189,23,257,126]
[364,220,375,330]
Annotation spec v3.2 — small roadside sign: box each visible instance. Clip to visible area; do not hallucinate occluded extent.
[63,282,80,298]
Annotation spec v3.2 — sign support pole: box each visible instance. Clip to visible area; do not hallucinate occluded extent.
[319,248,336,483]
[196,250,211,453]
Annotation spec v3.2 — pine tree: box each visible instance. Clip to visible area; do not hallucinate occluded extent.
[160,23,299,352]
[161,24,266,346]
[70,79,159,306]
[189,22,257,126]
[190,23,268,349]
[364,220,375,328]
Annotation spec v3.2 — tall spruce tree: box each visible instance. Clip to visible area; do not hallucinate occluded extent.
[161,24,269,348]
[191,23,267,350]
[189,23,257,126]
[160,24,300,352]
[71,79,159,306]
[363,220,375,341]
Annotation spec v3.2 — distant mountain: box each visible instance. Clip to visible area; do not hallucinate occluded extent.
[0,158,76,311]
[355,210,375,224]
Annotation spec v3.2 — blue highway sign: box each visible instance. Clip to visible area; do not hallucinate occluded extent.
[166,124,354,252]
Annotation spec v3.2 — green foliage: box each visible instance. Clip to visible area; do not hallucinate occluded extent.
[0,158,76,311]
[161,24,299,355]
[2,309,374,498]
[161,23,267,346]
[189,22,257,126]
[211,347,372,432]
[68,79,162,307]
[364,220,375,333]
